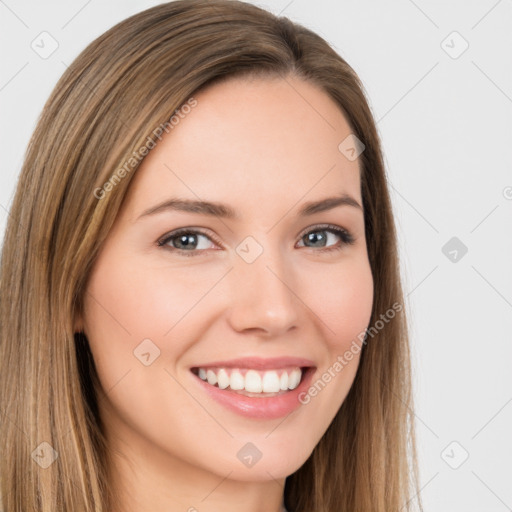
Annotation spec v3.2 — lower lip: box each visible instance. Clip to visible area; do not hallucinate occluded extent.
[191,368,315,419]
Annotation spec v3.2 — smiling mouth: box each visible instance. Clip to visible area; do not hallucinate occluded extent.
[190,366,309,397]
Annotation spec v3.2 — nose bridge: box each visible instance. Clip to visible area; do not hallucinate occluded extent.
[227,235,300,335]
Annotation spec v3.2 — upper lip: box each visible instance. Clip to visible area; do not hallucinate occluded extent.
[191,356,316,370]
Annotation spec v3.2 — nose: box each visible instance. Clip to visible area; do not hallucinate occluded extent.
[226,245,301,338]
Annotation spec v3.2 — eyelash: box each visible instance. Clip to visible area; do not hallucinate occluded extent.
[157,224,355,258]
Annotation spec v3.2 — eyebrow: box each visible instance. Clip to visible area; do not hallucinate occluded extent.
[136,193,362,222]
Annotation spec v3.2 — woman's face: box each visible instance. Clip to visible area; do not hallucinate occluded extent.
[79,75,373,484]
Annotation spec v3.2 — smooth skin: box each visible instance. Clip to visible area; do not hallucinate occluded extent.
[77,75,374,512]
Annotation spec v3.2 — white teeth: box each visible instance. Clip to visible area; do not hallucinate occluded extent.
[245,370,262,393]
[262,371,281,393]
[195,366,305,394]
[288,368,301,390]
[206,369,217,386]
[229,370,244,390]
[280,372,288,391]
[217,368,230,389]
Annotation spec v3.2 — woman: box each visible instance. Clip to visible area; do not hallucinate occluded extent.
[0,1,423,510]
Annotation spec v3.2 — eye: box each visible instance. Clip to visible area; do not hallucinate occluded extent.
[296,224,355,252]
[157,228,219,256]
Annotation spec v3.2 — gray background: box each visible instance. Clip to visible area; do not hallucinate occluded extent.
[1,1,511,510]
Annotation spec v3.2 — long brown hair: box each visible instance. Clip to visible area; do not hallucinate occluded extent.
[0,1,422,510]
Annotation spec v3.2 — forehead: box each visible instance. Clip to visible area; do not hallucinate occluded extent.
[123,75,362,219]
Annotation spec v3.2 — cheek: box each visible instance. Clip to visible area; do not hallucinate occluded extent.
[82,255,212,362]
[302,256,372,403]
[309,256,374,351]
[80,256,174,399]
[80,255,220,447]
